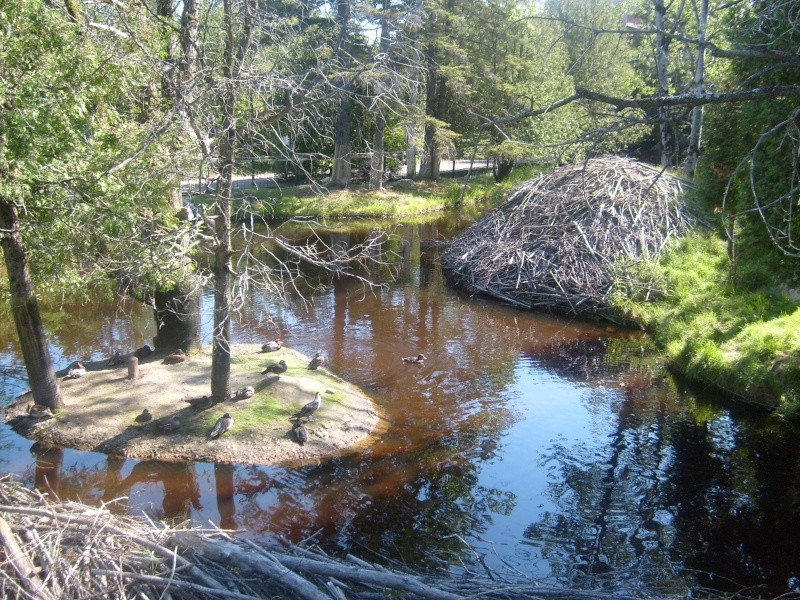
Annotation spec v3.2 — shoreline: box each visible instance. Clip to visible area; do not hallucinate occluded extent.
[4,344,384,466]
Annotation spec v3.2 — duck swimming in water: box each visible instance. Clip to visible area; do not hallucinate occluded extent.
[401,354,427,364]
[290,391,322,422]
[64,362,87,379]
[261,339,282,353]
[209,413,234,439]
[307,352,325,370]
[261,360,287,374]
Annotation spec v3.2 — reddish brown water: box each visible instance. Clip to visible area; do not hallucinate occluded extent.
[1,218,799,597]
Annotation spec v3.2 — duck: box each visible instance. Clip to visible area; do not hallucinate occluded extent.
[401,353,427,364]
[156,415,181,432]
[230,386,255,401]
[134,408,152,423]
[261,339,283,353]
[107,349,125,367]
[26,403,54,420]
[261,360,287,375]
[290,391,322,422]
[184,395,214,410]
[291,422,308,446]
[209,413,234,439]
[133,344,153,360]
[162,349,186,365]
[64,361,87,379]
[307,352,325,370]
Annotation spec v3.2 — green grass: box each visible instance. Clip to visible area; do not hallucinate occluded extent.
[190,166,543,222]
[614,231,800,411]
[185,348,347,438]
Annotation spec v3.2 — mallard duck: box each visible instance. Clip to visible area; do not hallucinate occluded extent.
[184,395,214,410]
[162,349,186,365]
[134,344,153,360]
[134,408,152,423]
[26,403,54,419]
[307,352,325,370]
[231,386,255,401]
[156,416,181,432]
[401,353,427,364]
[261,360,287,375]
[261,339,283,353]
[290,391,322,422]
[291,422,308,446]
[107,349,125,367]
[64,362,87,379]
[209,413,234,439]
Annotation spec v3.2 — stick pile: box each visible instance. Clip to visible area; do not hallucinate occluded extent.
[442,156,693,318]
[0,478,654,600]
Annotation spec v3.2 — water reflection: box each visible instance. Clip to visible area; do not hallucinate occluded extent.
[1,217,799,597]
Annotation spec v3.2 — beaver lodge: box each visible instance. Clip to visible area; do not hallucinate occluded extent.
[442,155,694,320]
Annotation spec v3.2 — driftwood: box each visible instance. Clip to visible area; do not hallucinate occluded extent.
[442,156,694,319]
[0,478,658,600]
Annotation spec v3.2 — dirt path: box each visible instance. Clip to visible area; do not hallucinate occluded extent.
[5,345,384,466]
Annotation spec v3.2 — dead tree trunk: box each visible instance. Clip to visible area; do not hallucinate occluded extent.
[685,0,709,175]
[0,199,63,410]
[654,0,673,168]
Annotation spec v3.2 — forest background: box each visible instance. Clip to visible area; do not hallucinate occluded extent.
[1,0,799,414]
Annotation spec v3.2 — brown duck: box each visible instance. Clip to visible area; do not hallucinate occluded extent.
[134,408,153,423]
[162,349,186,365]
[262,360,287,374]
[184,395,214,410]
[307,352,325,370]
[230,386,255,401]
[156,416,181,432]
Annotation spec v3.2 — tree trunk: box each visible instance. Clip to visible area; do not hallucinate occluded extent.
[420,68,442,179]
[0,199,63,410]
[331,0,352,188]
[152,275,200,352]
[211,0,237,403]
[685,0,709,176]
[332,91,353,187]
[654,0,673,168]
[369,2,390,191]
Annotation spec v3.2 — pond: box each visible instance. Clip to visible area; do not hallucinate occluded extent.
[1,215,799,598]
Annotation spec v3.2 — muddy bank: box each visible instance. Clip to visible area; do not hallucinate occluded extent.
[4,345,383,466]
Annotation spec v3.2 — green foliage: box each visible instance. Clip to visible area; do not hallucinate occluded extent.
[0,0,190,300]
[615,231,800,407]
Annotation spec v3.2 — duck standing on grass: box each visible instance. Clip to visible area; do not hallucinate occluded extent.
[307,352,325,370]
[262,360,287,375]
[209,413,234,439]
[290,391,322,422]
[64,361,86,379]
